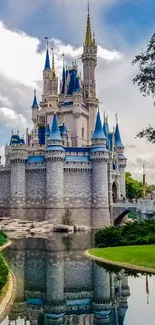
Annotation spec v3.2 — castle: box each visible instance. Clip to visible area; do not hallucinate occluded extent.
[0,3,126,228]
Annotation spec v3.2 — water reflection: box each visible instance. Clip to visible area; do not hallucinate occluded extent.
[2,233,130,325]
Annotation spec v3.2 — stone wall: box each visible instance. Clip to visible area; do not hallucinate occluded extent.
[0,170,10,209]
[11,162,26,207]
[26,169,46,208]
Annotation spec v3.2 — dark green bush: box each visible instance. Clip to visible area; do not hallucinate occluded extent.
[0,254,9,291]
[0,232,7,247]
[95,220,155,247]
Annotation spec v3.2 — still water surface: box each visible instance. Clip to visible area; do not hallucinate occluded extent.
[1,232,155,325]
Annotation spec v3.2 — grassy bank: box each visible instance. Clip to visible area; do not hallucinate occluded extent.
[89,245,155,270]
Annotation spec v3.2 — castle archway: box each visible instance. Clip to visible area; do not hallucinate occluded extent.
[112,182,117,203]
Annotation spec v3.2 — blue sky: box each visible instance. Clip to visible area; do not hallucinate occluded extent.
[0,0,155,181]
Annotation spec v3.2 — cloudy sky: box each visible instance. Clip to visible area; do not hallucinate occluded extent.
[0,0,155,182]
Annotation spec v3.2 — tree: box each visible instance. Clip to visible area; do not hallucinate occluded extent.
[125,172,143,199]
[132,33,155,142]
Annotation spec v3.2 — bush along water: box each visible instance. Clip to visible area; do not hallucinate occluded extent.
[0,232,7,247]
[0,232,8,294]
[0,254,9,292]
[95,220,155,248]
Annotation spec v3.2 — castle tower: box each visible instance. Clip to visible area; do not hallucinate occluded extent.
[10,145,28,218]
[90,110,110,228]
[31,89,39,145]
[81,2,98,141]
[115,115,126,198]
[42,38,51,101]
[73,74,83,146]
[45,113,65,221]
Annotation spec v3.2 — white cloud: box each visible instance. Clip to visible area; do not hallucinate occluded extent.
[0,107,27,129]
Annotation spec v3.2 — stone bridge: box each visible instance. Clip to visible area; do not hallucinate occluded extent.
[113,202,137,225]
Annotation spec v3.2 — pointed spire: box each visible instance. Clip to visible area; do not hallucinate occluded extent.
[48,113,62,141]
[85,0,93,47]
[115,114,124,148]
[92,110,106,140]
[50,48,56,80]
[103,112,109,148]
[44,37,51,70]
[61,54,66,94]
[31,89,39,109]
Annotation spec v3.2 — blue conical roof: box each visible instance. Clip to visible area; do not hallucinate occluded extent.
[31,90,38,109]
[115,123,124,148]
[92,111,106,140]
[48,114,62,141]
[44,49,50,70]
[103,120,109,148]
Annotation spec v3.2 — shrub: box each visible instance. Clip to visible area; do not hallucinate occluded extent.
[94,220,155,247]
[0,232,7,247]
[0,254,9,291]
[62,209,73,226]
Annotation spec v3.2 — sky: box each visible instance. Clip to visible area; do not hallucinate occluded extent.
[0,0,155,182]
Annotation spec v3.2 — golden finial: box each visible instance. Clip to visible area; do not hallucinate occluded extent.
[115,113,118,124]
[34,89,36,96]
[106,113,108,123]
[85,0,93,47]
[104,111,106,122]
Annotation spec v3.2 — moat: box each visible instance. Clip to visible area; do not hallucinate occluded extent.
[1,232,155,325]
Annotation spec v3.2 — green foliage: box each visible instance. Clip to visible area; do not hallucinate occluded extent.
[62,208,73,226]
[128,212,137,220]
[132,34,155,142]
[146,184,155,193]
[0,232,7,247]
[132,33,155,103]
[125,172,143,199]
[0,254,9,292]
[94,220,155,248]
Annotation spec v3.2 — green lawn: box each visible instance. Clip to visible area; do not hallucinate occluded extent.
[89,245,155,270]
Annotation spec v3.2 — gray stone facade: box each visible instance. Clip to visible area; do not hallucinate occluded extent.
[0,142,126,228]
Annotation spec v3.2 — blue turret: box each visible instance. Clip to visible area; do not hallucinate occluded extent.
[44,48,51,70]
[48,113,62,142]
[92,111,106,141]
[115,115,124,149]
[31,90,39,109]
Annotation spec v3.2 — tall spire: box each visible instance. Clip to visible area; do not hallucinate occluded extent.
[31,89,39,109]
[85,0,93,47]
[44,37,51,70]
[115,114,124,148]
[61,53,66,94]
[50,48,56,80]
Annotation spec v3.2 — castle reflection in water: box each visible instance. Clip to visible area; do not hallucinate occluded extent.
[4,232,130,325]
